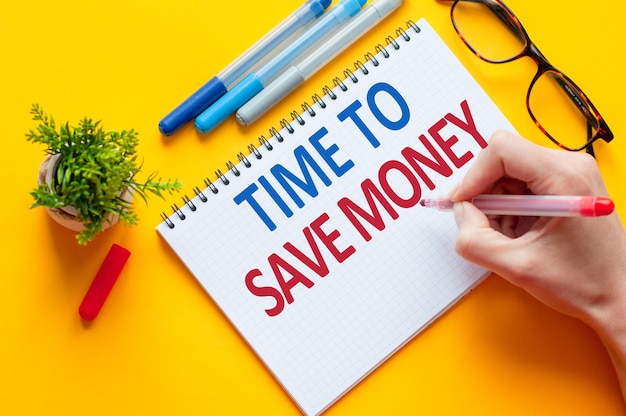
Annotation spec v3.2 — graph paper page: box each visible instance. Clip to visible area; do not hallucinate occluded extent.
[157,18,515,416]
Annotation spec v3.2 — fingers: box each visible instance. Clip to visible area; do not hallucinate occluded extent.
[452,201,520,272]
[449,130,602,201]
[449,130,539,200]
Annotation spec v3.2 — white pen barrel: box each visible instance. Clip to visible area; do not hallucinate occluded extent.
[472,195,581,216]
[236,67,305,126]
[219,0,329,87]
[236,0,402,126]
[299,10,383,79]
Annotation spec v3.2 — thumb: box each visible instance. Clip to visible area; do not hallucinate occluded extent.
[453,200,488,230]
[452,202,515,270]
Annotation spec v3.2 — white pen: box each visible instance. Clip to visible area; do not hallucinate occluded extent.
[235,0,403,126]
[196,0,368,134]
[419,194,615,217]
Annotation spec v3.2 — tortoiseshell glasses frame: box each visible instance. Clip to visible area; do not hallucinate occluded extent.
[439,0,613,157]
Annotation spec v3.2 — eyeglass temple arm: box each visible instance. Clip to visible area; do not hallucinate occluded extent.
[548,75,613,146]
[552,73,598,127]
[586,124,596,157]
[528,42,603,132]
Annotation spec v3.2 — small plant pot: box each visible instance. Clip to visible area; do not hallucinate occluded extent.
[37,154,133,232]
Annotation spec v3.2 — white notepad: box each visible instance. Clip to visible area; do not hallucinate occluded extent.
[157,18,515,415]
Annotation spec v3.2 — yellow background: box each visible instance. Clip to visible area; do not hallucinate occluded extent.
[2,0,625,414]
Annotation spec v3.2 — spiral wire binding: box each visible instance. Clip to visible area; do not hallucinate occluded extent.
[161,20,421,229]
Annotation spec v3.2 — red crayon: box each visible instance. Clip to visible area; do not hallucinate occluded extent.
[79,244,131,321]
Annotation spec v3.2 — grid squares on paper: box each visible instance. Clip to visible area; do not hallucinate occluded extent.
[157,18,515,416]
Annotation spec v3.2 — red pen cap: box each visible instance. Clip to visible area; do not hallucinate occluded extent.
[580,196,615,217]
[79,243,131,321]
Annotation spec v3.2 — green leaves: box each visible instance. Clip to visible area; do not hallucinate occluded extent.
[27,105,182,245]
[26,104,60,154]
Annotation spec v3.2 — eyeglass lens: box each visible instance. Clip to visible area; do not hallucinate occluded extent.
[451,0,600,151]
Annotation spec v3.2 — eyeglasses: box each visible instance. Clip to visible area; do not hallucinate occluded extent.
[439,0,614,156]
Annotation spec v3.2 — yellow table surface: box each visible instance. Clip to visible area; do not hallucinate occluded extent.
[2,0,625,414]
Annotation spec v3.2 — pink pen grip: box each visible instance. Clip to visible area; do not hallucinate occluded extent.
[79,244,131,321]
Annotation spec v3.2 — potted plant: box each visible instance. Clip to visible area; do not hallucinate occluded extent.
[27,104,182,245]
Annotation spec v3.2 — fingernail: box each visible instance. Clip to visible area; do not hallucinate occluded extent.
[452,200,465,227]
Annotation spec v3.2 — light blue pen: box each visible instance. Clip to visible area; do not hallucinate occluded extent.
[158,0,332,136]
[236,0,403,125]
[195,0,368,134]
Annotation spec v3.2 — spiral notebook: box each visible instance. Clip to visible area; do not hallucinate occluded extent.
[157,18,514,415]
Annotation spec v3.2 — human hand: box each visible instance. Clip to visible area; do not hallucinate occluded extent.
[449,130,626,332]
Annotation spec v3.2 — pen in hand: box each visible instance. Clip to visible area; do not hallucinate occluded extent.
[419,194,615,217]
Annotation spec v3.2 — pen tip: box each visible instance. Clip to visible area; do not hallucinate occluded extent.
[419,199,426,207]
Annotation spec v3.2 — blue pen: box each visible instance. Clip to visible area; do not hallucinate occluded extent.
[158,0,332,136]
[195,0,368,134]
[236,0,403,125]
